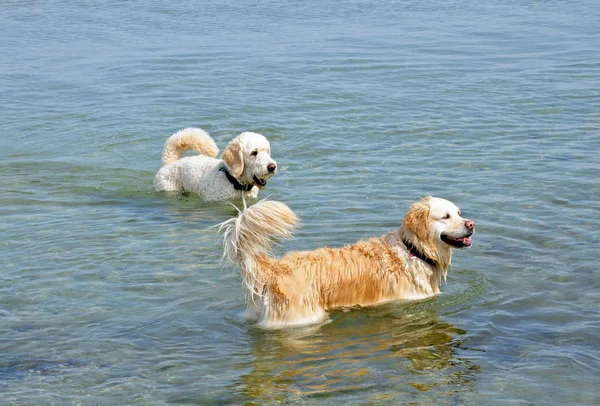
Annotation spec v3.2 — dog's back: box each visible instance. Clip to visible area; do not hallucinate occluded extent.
[154,128,221,193]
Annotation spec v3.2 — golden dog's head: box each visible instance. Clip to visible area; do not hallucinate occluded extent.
[400,196,475,272]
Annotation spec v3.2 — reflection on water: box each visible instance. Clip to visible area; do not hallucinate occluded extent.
[232,304,479,404]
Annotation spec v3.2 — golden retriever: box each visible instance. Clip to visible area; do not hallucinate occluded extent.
[220,196,475,328]
[154,128,277,201]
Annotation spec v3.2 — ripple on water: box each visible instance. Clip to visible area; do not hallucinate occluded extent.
[2,0,600,404]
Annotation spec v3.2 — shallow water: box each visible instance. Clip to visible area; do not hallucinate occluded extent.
[2,0,600,404]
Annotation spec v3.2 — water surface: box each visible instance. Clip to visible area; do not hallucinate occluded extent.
[2,1,600,404]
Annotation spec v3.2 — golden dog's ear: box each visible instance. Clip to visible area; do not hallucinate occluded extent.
[403,198,432,241]
[222,139,244,177]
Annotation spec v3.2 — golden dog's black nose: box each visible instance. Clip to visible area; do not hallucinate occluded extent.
[267,163,277,173]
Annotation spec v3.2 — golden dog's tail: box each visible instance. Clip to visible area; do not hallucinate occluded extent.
[219,200,299,296]
[160,128,219,167]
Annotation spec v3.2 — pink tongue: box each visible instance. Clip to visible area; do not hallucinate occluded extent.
[462,236,472,245]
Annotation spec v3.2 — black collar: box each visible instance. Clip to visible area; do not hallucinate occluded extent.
[219,166,254,192]
[401,238,438,266]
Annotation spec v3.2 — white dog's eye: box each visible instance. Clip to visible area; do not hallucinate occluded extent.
[442,213,451,220]
[250,150,258,156]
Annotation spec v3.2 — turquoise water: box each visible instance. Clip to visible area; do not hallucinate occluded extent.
[2,1,599,404]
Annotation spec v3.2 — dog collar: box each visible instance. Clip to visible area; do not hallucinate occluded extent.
[401,239,438,267]
[219,166,254,192]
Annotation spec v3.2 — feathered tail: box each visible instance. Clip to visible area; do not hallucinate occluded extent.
[219,200,299,297]
[160,128,219,167]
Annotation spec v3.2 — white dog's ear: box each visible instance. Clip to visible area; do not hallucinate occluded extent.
[403,198,432,241]
[222,139,244,177]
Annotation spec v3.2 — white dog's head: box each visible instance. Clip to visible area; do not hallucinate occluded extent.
[221,132,277,189]
[400,196,475,274]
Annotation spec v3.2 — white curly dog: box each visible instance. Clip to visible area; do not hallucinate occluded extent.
[153,128,277,201]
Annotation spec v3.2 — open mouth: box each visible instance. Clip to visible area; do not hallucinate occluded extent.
[253,175,267,188]
[441,232,473,248]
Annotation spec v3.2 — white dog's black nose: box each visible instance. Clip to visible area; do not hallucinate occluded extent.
[267,163,277,173]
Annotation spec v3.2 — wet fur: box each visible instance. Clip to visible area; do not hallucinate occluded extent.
[220,197,475,328]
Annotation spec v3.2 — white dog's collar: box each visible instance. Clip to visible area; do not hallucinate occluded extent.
[219,166,254,192]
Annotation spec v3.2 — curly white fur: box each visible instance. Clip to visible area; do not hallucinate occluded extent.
[153,128,277,201]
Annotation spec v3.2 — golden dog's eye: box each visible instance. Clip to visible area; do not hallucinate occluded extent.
[250,150,258,156]
[442,213,450,220]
